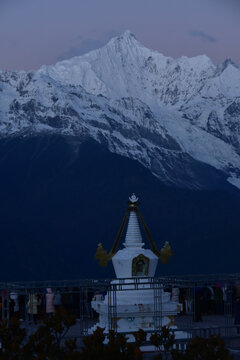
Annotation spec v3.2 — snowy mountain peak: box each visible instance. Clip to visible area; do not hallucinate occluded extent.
[215,58,239,76]
[1,31,240,189]
[221,58,238,69]
[102,30,144,59]
[39,32,215,105]
[112,30,137,42]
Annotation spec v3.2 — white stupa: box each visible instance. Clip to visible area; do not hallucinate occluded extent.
[112,194,158,279]
[91,194,183,335]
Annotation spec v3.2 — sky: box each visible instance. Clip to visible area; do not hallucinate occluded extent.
[0,0,240,71]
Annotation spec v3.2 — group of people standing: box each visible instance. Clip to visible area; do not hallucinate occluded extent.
[170,283,240,327]
[26,288,63,323]
[1,283,240,330]
[0,287,73,323]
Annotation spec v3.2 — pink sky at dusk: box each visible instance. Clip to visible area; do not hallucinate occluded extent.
[0,0,239,71]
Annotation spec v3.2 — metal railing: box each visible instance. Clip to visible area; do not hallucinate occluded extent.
[0,273,239,342]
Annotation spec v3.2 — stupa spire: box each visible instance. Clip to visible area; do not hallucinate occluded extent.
[123,194,144,248]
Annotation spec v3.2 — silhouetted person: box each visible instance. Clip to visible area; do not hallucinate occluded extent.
[72,287,80,317]
[46,288,54,315]
[234,297,240,334]
[27,293,38,324]
[18,293,26,321]
[214,284,223,314]
[193,287,203,322]
[62,287,71,313]
[9,297,15,319]
[202,286,211,314]
[37,289,45,321]
[0,295,2,320]
[53,288,62,311]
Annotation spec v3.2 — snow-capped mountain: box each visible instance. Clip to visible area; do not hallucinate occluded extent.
[1,30,240,189]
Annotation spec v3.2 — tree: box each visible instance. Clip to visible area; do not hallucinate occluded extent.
[150,326,175,360]
[172,335,233,360]
[80,327,144,360]
[23,307,77,359]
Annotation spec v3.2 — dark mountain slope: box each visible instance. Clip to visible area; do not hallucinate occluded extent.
[0,135,239,281]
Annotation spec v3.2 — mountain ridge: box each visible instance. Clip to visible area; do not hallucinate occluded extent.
[1,32,240,280]
[0,31,240,189]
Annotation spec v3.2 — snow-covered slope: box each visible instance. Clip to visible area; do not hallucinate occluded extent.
[0,31,240,189]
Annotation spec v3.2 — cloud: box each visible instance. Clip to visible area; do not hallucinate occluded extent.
[104,29,121,38]
[58,29,121,61]
[189,30,216,43]
[57,38,106,61]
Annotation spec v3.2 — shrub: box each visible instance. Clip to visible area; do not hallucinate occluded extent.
[80,327,143,360]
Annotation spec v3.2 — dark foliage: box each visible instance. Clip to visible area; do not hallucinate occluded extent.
[80,327,142,360]
[0,308,78,360]
[150,326,232,360]
[171,335,233,360]
[0,315,233,360]
[150,326,175,359]
[0,313,143,360]
[22,307,77,359]
[0,318,26,360]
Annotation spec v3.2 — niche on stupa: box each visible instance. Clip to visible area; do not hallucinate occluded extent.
[132,254,150,277]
